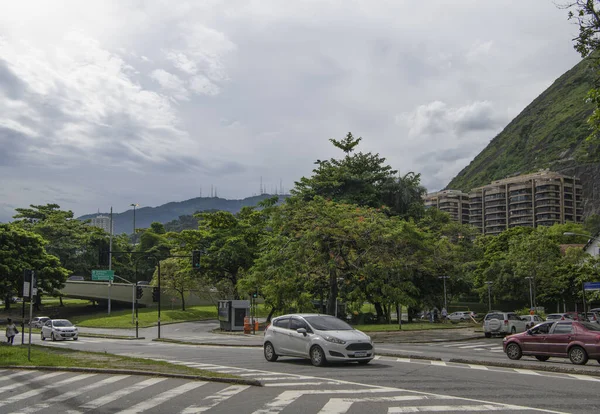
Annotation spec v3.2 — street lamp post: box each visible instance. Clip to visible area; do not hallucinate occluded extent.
[485,281,493,312]
[525,277,533,311]
[131,203,139,243]
[438,276,450,311]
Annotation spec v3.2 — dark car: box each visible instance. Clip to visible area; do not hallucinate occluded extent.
[503,321,600,365]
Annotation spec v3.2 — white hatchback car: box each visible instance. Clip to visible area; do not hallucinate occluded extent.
[263,314,374,366]
[41,319,79,341]
[30,316,50,328]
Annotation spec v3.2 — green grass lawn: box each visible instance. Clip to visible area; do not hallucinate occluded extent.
[0,344,235,378]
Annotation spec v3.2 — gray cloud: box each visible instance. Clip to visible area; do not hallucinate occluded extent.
[0,0,584,217]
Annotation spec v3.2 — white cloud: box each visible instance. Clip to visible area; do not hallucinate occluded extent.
[150,68,190,101]
[0,0,584,219]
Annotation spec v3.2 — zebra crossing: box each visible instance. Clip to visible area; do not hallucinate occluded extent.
[426,341,504,353]
[0,366,556,413]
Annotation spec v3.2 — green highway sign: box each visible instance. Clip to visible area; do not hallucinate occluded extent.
[92,269,114,281]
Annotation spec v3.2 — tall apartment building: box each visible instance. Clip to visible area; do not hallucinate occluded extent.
[426,171,583,235]
[423,190,470,224]
[89,215,113,234]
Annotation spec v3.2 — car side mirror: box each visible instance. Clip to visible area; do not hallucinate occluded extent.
[297,328,307,336]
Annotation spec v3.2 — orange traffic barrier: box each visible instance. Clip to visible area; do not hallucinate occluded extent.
[243,316,251,334]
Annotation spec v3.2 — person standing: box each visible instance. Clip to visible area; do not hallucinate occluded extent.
[5,318,18,345]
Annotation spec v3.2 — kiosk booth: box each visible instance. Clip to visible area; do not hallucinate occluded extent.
[218,300,249,331]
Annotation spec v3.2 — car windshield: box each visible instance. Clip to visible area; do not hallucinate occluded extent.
[546,314,561,319]
[485,313,504,320]
[304,316,353,331]
[580,322,600,331]
[53,320,73,327]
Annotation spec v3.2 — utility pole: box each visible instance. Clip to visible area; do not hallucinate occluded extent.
[525,277,533,310]
[108,207,113,315]
[438,276,450,311]
[485,281,493,312]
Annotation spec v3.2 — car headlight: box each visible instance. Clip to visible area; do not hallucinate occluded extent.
[323,335,346,345]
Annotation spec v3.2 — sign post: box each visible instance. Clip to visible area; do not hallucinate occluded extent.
[92,270,114,315]
[27,271,35,361]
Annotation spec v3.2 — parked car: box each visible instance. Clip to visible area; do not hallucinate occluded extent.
[503,320,600,365]
[263,314,374,366]
[29,316,50,328]
[565,311,586,321]
[67,276,85,281]
[40,319,79,341]
[520,314,545,329]
[483,311,527,338]
[448,311,474,323]
[546,313,573,321]
[586,312,600,324]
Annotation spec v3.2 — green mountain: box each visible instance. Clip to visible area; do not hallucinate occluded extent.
[446,56,600,215]
[78,194,287,234]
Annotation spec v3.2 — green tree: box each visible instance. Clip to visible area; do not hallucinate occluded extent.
[292,132,426,218]
[0,224,69,310]
[151,258,197,311]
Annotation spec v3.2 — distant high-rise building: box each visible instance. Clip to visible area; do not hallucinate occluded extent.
[424,190,470,224]
[425,171,583,235]
[89,215,113,234]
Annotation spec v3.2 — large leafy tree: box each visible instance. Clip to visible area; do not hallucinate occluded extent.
[242,197,430,321]
[0,224,69,310]
[562,0,600,156]
[292,132,426,219]
[12,204,109,277]
[151,258,198,311]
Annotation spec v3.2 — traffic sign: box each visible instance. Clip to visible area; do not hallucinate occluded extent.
[584,281,600,291]
[92,269,114,281]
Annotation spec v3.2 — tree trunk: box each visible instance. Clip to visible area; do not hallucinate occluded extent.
[326,270,338,316]
[59,296,64,307]
[180,291,185,311]
[373,302,384,321]
[266,307,276,323]
[396,303,402,330]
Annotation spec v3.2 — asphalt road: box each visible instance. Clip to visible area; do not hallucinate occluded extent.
[10,335,599,413]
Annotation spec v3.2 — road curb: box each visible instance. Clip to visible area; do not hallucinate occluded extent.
[377,352,443,361]
[153,338,262,347]
[448,358,600,377]
[79,334,146,340]
[2,365,263,386]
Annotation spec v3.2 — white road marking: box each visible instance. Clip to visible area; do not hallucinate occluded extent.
[180,384,250,413]
[459,344,491,349]
[318,395,438,414]
[79,377,167,410]
[568,373,600,381]
[396,357,411,363]
[0,374,95,408]
[430,361,446,366]
[0,372,63,395]
[388,404,525,412]
[252,388,399,414]
[377,347,423,354]
[468,364,489,370]
[11,375,129,414]
[0,370,37,383]
[515,369,541,375]
[263,381,341,387]
[115,381,207,414]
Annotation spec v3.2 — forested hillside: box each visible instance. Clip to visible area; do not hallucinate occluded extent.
[446,56,600,215]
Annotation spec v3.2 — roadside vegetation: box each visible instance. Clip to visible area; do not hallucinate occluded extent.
[3,134,600,328]
[0,344,236,378]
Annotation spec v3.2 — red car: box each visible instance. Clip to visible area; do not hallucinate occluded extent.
[503,320,600,365]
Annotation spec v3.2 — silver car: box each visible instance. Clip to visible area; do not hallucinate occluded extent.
[30,316,50,328]
[41,319,79,341]
[263,314,374,366]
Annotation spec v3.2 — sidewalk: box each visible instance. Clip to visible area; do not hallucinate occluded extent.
[77,321,482,346]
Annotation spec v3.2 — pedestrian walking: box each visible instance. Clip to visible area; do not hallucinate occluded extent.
[441,307,448,323]
[5,318,18,345]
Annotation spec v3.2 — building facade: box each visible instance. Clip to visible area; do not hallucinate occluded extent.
[89,215,113,234]
[423,190,470,225]
[426,171,583,235]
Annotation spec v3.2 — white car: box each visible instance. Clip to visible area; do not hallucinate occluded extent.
[41,319,79,341]
[30,316,50,328]
[519,314,545,329]
[263,314,374,366]
[447,311,474,323]
[483,311,527,337]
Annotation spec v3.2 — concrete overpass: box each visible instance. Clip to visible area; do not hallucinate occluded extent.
[59,281,219,308]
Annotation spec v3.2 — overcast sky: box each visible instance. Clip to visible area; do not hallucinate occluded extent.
[0,0,582,222]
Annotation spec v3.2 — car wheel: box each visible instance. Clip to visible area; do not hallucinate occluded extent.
[40,332,45,341]
[51,333,56,342]
[506,343,522,360]
[597,359,600,364]
[357,359,370,365]
[460,318,465,322]
[569,346,588,365]
[484,332,492,338]
[263,342,278,362]
[310,345,327,367]
[510,326,516,334]
[73,337,78,341]
[535,356,550,362]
